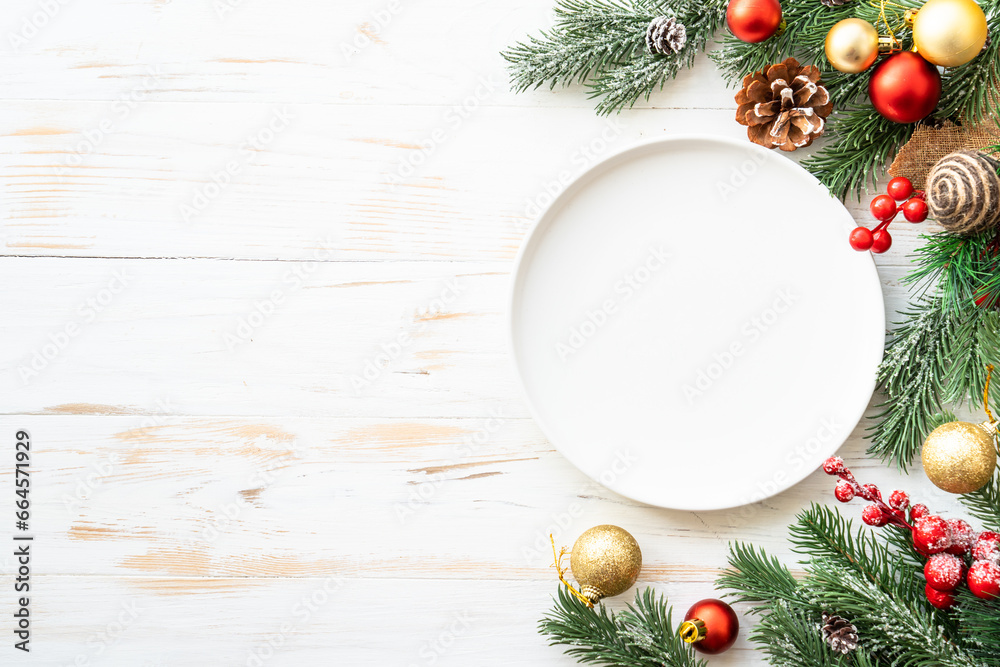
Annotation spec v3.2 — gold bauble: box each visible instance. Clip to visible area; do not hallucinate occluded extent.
[921,420,997,493]
[570,525,642,604]
[825,19,880,73]
[912,0,989,67]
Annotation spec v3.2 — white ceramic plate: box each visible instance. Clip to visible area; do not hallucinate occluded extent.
[510,136,885,511]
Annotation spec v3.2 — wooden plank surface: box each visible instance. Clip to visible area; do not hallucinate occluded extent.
[0,0,957,664]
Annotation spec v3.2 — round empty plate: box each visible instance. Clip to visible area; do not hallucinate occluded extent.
[510,136,884,511]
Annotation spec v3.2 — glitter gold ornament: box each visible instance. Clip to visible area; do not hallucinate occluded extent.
[825,18,880,73]
[550,525,642,606]
[911,0,989,67]
[921,364,999,494]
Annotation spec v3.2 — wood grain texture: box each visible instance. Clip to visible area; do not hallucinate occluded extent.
[0,0,949,664]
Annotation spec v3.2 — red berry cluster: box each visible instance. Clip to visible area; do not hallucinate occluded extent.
[823,457,1000,609]
[848,177,928,254]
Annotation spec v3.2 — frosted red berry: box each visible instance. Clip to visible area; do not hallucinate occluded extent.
[972,531,1000,563]
[914,515,952,555]
[925,553,965,592]
[862,484,882,501]
[822,457,846,475]
[946,519,975,556]
[910,504,930,521]
[834,479,855,503]
[849,226,874,251]
[862,504,887,526]
[888,490,909,511]
[925,583,957,609]
[902,197,928,223]
[887,176,914,200]
[870,194,898,222]
[968,560,1000,600]
[871,229,892,254]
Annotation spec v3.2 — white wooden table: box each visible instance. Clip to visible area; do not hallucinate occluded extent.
[0,1,973,664]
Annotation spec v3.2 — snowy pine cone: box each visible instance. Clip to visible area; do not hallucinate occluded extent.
[645,16,686,55]
[821,613,859,654]
[820,0,850,7]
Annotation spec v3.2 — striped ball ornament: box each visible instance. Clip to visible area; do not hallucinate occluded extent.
[925,151,1000,235]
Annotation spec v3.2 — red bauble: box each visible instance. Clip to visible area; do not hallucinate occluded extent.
[726,0,782,43]
[972,531,1000,562]
[682,599,739,655]
[946,519,975,556]
[871,229,892,254]
[849,226,874,251]
[862,504,887,526]
[834,479,856,502]
[870,194,898,222]
[902,197,928,222]
[925,553,964,592]
[914,515,952,555]
[887,177,914,200]
[868,52,941,124]
[968,560,1000,600]
[925,583,957,609]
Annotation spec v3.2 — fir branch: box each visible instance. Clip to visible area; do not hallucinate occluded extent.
[538,586,706,667]
[905,229,1000,311]
[955,588,1000,666]
[959,469,1000,531]
[799,107,913,200]
[747,602,882,667]
[719,542,805,611]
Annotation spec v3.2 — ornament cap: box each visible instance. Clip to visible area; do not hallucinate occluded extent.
[580,585,606,605]
[679,618,707,644]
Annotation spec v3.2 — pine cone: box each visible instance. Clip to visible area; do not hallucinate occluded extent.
[735,57,833,152]
[821,613,859,655]
[645,16,686,55]
[820,0,850,6]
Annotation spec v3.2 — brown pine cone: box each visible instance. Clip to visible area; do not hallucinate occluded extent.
[735,57,833,152]
[821,613,859,654]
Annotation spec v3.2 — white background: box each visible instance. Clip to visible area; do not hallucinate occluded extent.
[0,0,975,664]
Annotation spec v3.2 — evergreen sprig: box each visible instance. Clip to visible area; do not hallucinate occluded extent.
[538,586,706,666]
[959,469,1000,531]
[502,0,727,115]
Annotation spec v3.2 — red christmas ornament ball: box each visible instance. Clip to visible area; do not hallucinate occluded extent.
[683,599,739,655]
[902,197,928,222]
[870,194,898,222]
[887,176,914,200]
[968,560,1000,600]
[726,0,782,43]
[925,553,965,591]
[868,51,941,124]
[871,229,892,254]
[849,226,874,251]
[925,583,957,609]
[972,531,1000,562]
[834,479,856,502]
[914,515,953,555]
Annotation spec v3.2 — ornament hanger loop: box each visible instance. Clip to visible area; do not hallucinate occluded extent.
[983,363,996,426]
[550,534,594,608]
[869,0,910,50]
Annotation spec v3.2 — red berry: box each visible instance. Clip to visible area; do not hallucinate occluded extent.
[914,515,953,555]
[862,504,888,526]
[972,531,1000,563]
[888,490,909,511]
[887,176,914,200]
[822,457,846,475]
[849,226,874,251]
[968,560,1000,600]
[946,519,975,556]
[925,583,957,609]
[834,479,855,503]
[870,194,898,222]
[925,553,965,591]
[871,229,892,254]
[902,197,928,223]
[861,483,882,501]
[910,504,930,521]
